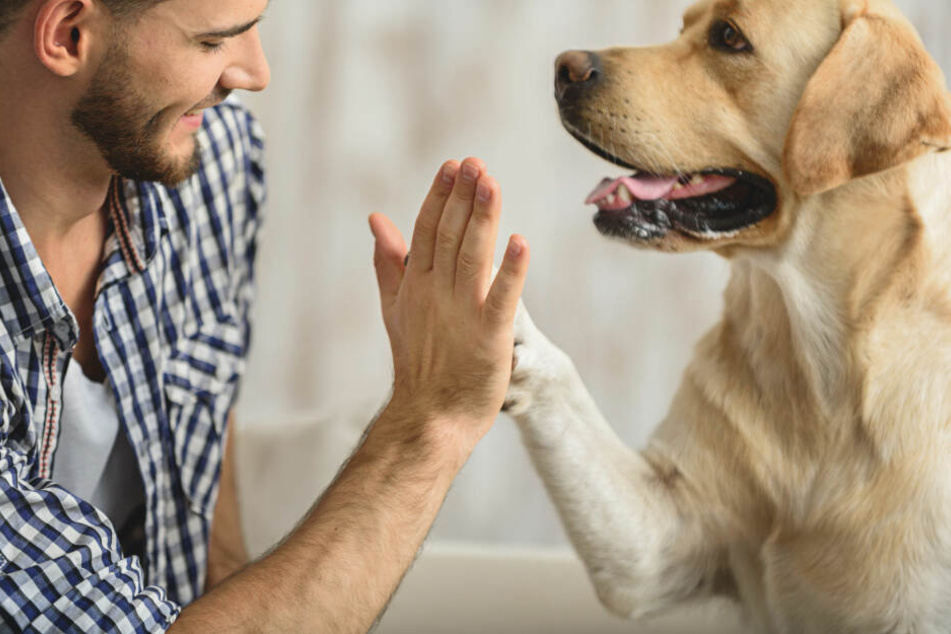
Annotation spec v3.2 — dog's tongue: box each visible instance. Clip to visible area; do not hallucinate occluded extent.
[585,173,737,209]
[585,174,678,205]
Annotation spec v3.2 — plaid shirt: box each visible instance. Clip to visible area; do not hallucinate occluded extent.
[0,98,266,632]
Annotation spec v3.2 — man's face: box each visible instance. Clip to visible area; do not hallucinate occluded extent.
[72,0,270,187]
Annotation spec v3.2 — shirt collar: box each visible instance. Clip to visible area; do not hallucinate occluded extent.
[0,176,76,347]
[98,177,169,291]
[0,174,168,346]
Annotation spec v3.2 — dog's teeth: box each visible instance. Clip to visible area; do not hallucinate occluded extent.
[690,175,704,186]
[618,185,633,203]
[607,193,617,204]
[672,182,684,190]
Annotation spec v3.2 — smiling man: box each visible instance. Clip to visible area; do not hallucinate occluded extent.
[0,0,529,632]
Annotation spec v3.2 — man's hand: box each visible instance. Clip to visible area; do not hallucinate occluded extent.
[369,158,530,443]
[170,160,529,634]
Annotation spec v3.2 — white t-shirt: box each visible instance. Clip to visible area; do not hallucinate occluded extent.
[50,360,146,557]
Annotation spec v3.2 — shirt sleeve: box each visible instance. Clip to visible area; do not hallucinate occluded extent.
[0,438,181,633]
[219,97,267,408]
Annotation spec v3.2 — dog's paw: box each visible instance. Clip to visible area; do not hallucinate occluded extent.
[503,336,533,416]
[503,301,566,417]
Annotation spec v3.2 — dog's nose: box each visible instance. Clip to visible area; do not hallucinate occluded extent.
[555,50,602,102]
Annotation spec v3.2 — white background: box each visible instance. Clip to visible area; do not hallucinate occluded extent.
[235,0,951,555]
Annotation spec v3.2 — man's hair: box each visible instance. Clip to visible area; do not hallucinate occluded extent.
[0,0,167,38]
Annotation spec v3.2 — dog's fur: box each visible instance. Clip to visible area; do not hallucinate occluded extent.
[505,0,951,631]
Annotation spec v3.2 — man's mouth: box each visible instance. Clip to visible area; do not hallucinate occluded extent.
[179,109,205,131]
[569,131,777,242]
[182,102,218,118]
[181,91,231,121]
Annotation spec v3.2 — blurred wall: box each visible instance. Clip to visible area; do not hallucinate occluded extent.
[235,0,951,555]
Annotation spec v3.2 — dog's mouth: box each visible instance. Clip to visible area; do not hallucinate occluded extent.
[573,135,777,242]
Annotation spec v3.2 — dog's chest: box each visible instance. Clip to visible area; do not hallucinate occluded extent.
[734,472,951,634]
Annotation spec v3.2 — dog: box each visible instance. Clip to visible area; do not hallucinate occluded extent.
[504,0,951,632]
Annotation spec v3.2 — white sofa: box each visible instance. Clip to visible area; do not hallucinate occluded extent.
[376,544,743,634]
[236,424,743,634]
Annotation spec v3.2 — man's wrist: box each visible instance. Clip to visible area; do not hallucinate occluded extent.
[369,399,488,474]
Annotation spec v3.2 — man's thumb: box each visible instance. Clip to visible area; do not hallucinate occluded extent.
[369,213,407,305]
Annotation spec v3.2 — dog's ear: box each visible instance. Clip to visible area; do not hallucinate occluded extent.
[783,2,951,196]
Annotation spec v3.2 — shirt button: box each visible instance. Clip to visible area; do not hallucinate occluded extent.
[49,384,62,402]
[99,313,113,332]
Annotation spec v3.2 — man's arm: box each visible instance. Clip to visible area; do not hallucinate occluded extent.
[169,158,529,633]
[177,405,475,632]
[205,414,249,592]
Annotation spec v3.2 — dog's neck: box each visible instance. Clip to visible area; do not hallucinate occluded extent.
[729,153,951,421]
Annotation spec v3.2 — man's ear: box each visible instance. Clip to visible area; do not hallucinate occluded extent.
[783,4,951,196]
[34,0,98,77]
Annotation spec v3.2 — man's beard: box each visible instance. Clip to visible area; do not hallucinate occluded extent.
[71,37,208,187]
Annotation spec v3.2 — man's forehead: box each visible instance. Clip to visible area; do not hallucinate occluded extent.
[149,0,270,33]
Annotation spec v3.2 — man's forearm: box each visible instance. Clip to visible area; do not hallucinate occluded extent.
[170,405,477,633]
[205,417,249,592]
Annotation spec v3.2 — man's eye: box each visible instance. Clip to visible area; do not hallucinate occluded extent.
[201,41,225,53]
[709,20,753,53]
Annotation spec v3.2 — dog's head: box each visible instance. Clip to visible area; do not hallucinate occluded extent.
[557,0,951,253]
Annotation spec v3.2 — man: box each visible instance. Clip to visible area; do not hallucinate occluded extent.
[0,0,529,631]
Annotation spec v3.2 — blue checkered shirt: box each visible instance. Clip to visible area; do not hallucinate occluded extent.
[0,98,266,632]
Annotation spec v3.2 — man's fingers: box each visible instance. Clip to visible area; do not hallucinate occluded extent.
[455,175,501,298]
[369,213,408,307]
[408,161,459,272]
[433,158,485,287]
[484,235,530,326]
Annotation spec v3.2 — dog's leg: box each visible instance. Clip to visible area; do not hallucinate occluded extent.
[506,304,729,620]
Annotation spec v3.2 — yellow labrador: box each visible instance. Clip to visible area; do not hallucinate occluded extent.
[505,0,951,631]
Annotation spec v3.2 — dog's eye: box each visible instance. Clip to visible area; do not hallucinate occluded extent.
[709,20,752,53]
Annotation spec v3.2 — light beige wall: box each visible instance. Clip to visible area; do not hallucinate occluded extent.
[235,0,951,553]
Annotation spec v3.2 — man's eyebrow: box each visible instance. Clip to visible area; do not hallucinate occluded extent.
[194,16,264,40]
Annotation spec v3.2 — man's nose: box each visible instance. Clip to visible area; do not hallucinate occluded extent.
[554,50,602,104]
[221,27,271,93]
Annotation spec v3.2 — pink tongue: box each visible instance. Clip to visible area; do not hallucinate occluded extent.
[622,175,679,200]
[585,173,737,207]
[585,175,677,206]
